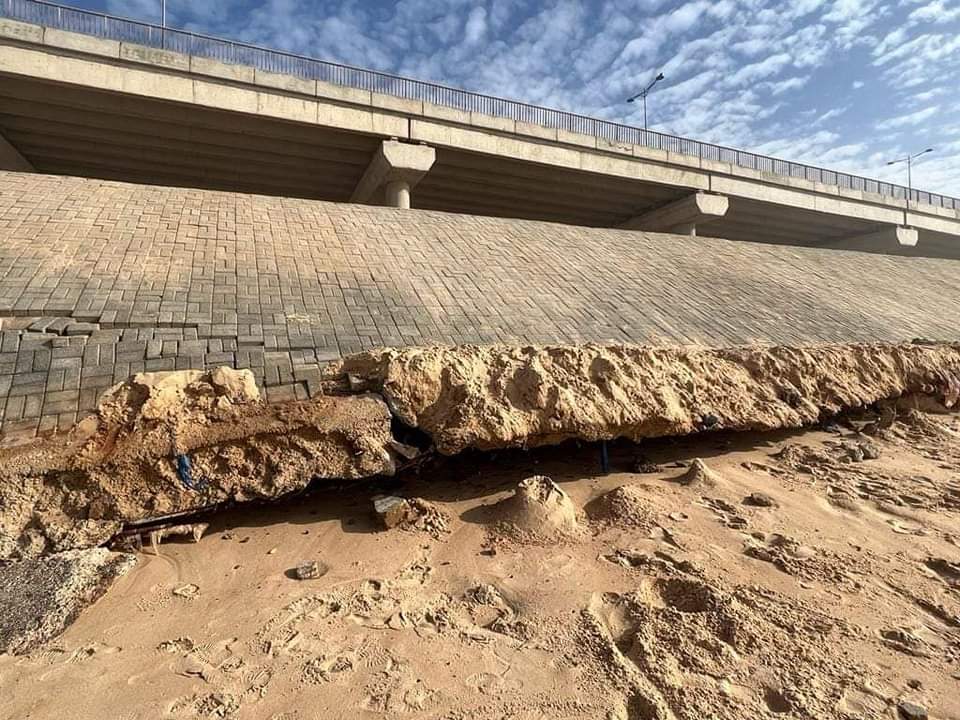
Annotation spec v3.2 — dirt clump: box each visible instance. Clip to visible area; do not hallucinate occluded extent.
[586,484,658,530]
[373,496,450,537]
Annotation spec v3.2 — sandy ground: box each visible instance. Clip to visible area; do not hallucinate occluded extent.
[1,410,958,719]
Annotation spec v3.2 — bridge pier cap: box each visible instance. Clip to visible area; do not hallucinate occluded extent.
[351,140,436,209]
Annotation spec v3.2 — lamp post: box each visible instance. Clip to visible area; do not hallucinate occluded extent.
[886,148,933,213]
[626,72,665,130]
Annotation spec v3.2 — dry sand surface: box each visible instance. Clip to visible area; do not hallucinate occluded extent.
[2,407,959,719]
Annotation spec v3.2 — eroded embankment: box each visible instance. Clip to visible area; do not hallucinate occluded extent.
[342,342,960,454]
[1,342,959,563]
[0,368,397,561]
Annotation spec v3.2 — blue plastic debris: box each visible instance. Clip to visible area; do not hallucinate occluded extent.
[176,453,207,491]
[176,453,194,490]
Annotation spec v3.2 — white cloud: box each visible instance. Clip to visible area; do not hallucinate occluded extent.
[765,76,811,95]
[464,6,488,44]
[909,0,960,24]
[724,53,792,86]
[875,105,940,130]
[814,106,849,125]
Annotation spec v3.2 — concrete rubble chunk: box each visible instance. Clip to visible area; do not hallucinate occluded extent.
[293,560,328,580]
[339,342,960,455]
[373,495,413,529]
[0,548,136,655]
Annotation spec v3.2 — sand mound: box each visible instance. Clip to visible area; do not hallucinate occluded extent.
[493,475,582,542]
[585,484,657,529]
[677,458,725,488]
[0,369,397,560]
[341,342,960,454]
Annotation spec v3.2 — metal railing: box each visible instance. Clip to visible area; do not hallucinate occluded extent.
[2,0,957,212]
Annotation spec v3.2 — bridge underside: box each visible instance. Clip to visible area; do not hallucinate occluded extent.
[0,71,957,257]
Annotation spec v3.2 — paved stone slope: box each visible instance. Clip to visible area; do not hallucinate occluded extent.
[0,170,958,441]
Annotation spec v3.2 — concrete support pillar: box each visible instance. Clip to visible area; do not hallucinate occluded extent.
[620,192,729,234]
[671,222,697,236]
[351,139,436,209]
[384,180,411,209]
[0,131,33,172]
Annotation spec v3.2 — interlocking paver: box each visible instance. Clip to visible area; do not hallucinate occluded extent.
[1,171,960,439]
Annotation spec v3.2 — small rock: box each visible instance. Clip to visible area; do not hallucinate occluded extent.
[632,455,661,473]
[699,413,720,428]
[172,583,200,599]
[388,439,420,460]
[898,700,928,720]
[840,440,881,463]
[744,492,779,508]
[293,560,328,580]
[267,547,277,555]
[841,442,865,462]
[373,495,414,529]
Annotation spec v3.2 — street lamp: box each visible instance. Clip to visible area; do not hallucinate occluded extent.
[887,147,933,213]
[627,72,665,130]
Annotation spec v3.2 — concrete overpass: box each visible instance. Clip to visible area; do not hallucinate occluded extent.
[0,4,959,257]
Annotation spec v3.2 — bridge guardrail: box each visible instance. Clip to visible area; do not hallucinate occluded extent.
[1,0,956,212]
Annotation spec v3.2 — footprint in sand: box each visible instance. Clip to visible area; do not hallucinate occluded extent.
[925,557,960,588]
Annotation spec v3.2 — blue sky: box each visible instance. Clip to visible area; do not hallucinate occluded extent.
[69,0,960,196]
